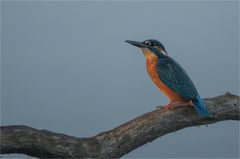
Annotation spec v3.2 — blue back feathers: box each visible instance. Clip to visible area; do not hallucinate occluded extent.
[155,49,209,118]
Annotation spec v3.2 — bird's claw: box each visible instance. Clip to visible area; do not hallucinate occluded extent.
[165,103,175,109]
[165,101,190,110]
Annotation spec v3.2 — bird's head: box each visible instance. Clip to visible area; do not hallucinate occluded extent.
[126,39,168,58]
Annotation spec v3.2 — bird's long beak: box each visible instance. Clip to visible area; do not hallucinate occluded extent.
[125,40,146,48]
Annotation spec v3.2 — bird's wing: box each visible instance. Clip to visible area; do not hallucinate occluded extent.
[156,58,198,99]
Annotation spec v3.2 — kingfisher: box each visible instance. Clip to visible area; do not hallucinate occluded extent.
[126,39,209,117]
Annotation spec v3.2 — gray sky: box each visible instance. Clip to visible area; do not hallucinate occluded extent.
[1,1,239,158]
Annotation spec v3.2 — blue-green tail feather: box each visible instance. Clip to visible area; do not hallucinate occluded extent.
[192,96,209,118]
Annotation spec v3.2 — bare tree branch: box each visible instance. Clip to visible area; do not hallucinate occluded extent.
[1,93,239,158]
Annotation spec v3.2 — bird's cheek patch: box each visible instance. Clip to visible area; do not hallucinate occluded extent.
[161,50,168,55]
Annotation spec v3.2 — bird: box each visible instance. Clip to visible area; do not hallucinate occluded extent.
[125,39,209,117]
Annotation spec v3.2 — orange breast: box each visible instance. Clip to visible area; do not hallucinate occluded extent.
[145,54,186,102]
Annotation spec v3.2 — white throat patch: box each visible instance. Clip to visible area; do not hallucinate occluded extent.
[160,50,168,56]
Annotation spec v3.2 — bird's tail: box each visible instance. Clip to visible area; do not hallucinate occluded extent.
[192,95,209,118]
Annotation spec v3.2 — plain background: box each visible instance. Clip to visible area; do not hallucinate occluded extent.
[1,1,239,158]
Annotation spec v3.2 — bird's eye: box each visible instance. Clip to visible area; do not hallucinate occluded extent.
[144,41,152,46]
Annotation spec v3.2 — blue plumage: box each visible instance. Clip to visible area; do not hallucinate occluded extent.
[125,39,209,118]
[192,96,209,117]
[156,56,209,117]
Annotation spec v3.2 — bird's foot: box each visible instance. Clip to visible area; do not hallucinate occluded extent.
[165,103,175,109]
[165,101,189,109]
[156,101,191,110]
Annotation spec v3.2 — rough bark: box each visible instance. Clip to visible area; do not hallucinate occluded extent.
[1,93,239,158]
